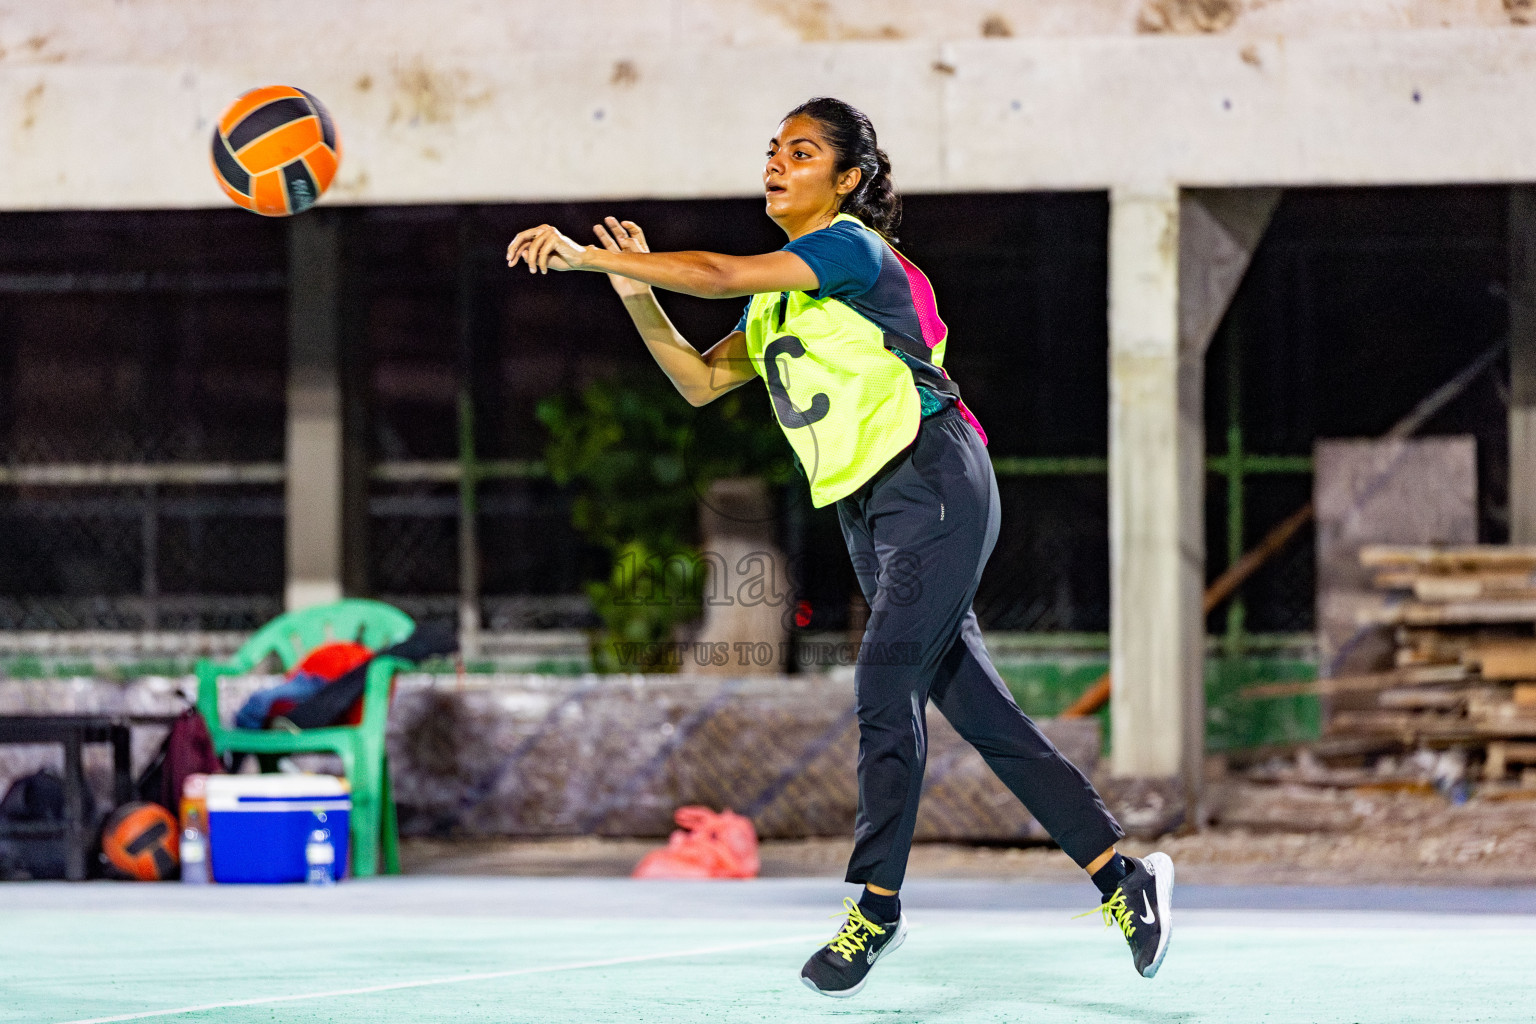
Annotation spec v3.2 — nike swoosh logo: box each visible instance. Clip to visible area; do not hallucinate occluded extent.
[1139,892,1157,925]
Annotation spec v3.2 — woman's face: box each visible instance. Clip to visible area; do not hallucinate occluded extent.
[763,114,860,231]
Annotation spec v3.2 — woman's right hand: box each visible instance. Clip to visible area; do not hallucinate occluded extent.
[506,224,593,274]
[593,216,652,299]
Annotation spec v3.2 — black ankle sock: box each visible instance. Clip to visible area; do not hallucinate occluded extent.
[1091,853,1134,896]
[857,888,900,923]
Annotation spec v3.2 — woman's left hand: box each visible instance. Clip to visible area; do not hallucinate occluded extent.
[592,216,653,299]
[506,224,592,274]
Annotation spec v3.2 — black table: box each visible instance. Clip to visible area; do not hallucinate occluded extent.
[0,714,182,880]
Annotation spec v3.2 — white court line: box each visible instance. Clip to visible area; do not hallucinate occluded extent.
[54,932,827,1024]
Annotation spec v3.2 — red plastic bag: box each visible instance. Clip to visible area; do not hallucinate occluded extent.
[631,806,760,879]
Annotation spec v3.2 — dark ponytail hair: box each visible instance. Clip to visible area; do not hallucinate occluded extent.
[782,97,901,241]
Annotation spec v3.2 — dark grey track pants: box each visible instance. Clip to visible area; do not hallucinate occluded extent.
[836,405,1124,891]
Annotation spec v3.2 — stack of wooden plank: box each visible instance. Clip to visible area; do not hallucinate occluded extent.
[1359,545,1536,626]
[1321,545,1536,787]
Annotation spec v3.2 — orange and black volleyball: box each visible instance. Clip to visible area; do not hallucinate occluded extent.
[211,86,340,216]
[101,802,180,881]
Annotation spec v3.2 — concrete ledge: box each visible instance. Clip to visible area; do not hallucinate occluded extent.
[0,672,1098,843]
[10,29,1536,210]
[387,671,1099,840]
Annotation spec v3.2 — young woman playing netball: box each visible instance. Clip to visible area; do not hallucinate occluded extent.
[506,97,1175,997]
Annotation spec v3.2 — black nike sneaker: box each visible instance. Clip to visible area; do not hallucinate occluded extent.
[1081,852,1174,978]
[800,897,909,998]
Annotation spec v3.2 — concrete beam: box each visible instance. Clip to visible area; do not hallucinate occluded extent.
[10,0,1522,64]
[1178,188,1281,355]
[8,30,1536,210]
[1510,187,1536,543]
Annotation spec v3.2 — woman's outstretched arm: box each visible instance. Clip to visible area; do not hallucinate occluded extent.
[590,217,758,407]
[507,221,819,298]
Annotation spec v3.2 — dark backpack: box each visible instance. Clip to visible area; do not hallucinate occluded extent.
[0,769,97,880]
[135,707,223,813]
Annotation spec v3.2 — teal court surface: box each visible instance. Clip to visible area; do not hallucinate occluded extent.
[4,877,1534,1024]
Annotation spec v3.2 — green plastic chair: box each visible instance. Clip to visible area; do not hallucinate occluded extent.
[195,599,415,878]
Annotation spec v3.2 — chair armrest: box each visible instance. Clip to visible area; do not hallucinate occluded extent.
[193,659,245,736]
[360,655,411,733]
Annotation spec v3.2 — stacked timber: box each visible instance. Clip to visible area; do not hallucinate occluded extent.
[1318,545,1536,789]
[1359,545,1536,627]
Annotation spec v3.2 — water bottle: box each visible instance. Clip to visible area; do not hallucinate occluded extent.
[180,809,210,885]
[305,823,336,886]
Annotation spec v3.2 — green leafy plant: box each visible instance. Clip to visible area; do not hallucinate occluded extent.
[583,539,701,672]
[537,375,791,672]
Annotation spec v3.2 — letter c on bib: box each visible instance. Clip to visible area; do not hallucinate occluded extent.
[763,334,830,429]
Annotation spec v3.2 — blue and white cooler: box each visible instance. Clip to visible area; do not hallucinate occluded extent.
[205,774,351,883]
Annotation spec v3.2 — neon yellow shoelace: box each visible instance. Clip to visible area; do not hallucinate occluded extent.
[826,897,887,962]
[1074,888,1136,940]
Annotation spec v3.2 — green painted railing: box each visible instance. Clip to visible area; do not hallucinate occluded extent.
[995,654,1320,754]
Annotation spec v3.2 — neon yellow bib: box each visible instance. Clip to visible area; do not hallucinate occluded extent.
[741,243,922,508]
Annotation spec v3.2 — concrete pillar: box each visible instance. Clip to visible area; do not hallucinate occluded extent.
[455,211,482,660]
[694,478,789,674]
[285,211,361,610]
[1109,184,1197,786]
[1509,187,1536,543]
[1108,186,1278,803]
